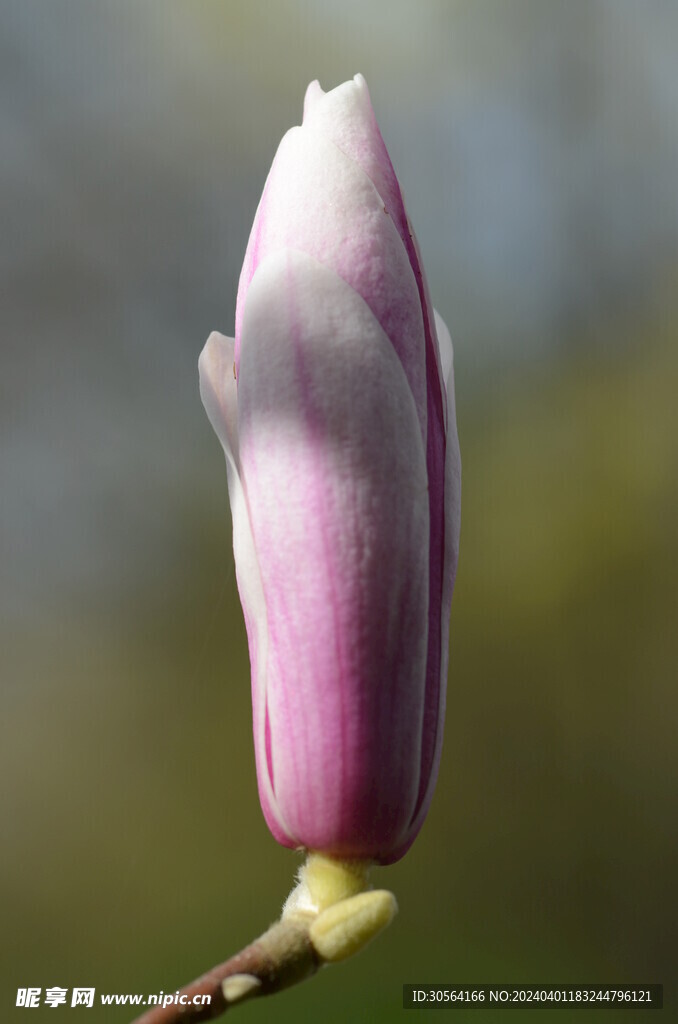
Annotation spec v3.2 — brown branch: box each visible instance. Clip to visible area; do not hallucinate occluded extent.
[130,913,320,1024]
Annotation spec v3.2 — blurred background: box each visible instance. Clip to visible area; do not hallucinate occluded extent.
[2,1,676,1020]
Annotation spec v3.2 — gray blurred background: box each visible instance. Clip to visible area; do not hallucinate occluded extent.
[2,1,677,1021]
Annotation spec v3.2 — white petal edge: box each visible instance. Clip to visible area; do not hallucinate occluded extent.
[198,332,294,844]
[400,309,461,851]
[434,308,454,403]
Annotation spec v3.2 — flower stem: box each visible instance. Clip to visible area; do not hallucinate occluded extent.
[130,853,396,1024]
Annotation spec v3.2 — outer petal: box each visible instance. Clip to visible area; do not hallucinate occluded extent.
[301,74,412,260]
[434,309,462,636]
[385,310,461,862]
[234,113,428,446]
[300,76,448,492]
[433,310,462,792]
[198,332,294,847]
[238,249,430,861]
[301,79,451,853]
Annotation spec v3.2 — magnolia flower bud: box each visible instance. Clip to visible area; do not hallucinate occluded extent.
[200,74,460,865]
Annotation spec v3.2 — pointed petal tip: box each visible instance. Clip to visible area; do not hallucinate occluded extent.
[433,309,454,384]
[303,79,325,121]
[199,330,235,383]
[198,332,239,464]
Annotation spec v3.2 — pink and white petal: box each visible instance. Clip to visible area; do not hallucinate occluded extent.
[433,308,454,408]
[379,227,447,859]
[435,308,462,649]
[199,333,294,847]
[433,308,461,812]
[238,249,430,859]
[234,124,428,446]
[385,310,461,863]
[199,333,240,470]
[302,79,325,120]
[301,74,446,477]
[433,310,462,594]
[301,80,451,862]
[301,74,412,258]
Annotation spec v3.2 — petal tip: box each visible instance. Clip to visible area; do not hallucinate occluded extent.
[198,331,235,392]
[303,79,325,121]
